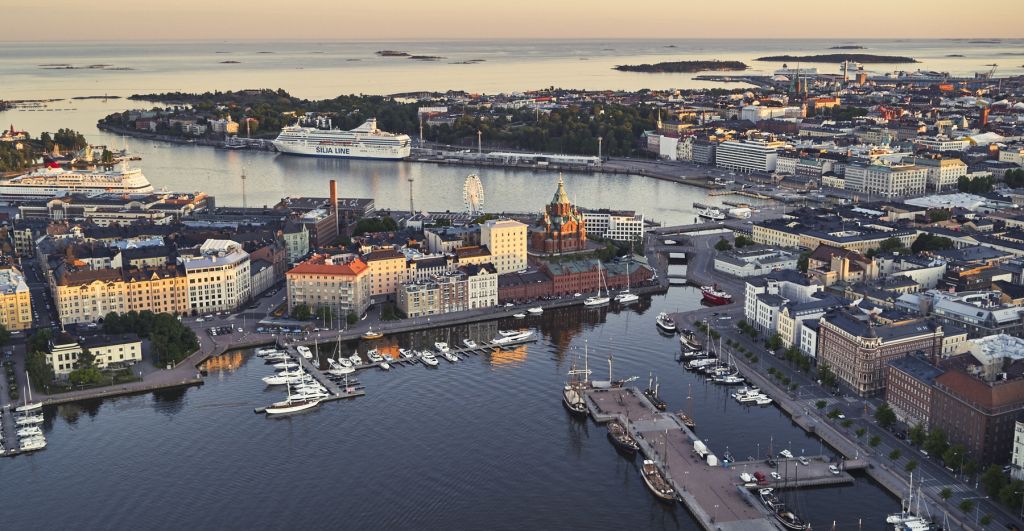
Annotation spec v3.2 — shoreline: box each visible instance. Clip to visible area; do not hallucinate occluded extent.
[96,121,720,191]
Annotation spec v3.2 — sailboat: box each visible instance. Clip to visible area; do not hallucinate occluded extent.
[562,343,591,417]
[613,255,640,305]
[584,261,611,307]
[265,382,321,415]
[607,420,640,455]
[641,457,676,502]
[676,383,696,428]
[16,370,42,414]
[643,373,668,411]
[886,472,934,530]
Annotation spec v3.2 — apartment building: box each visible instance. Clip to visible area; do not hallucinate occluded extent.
[0,266,32,331]
[286,254,371,318]
[397,263,498,318]
[715,139,784,173]
[53,265,190,324]
[181,240,251,315]
[363,248,408,300]
[844,163,927,198]
[480,219,527,274]
[47,332,143,377]
[582,210,645,242]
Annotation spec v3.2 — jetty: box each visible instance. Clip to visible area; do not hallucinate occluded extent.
[584,386,859,530]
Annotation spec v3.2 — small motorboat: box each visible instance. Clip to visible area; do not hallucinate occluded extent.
[513,313,527,318]
[655,312,677,333]
[272,361,299,370]
[348,353,363,366]
[442,350,458,363]
[17,426,42,438]
[399,348,414,359]
[367,349,384,363]
[296,346,313,360]
[778,449,794,459]
[463,339,478,349]
[361,328,384,340]
[19,436,46,452]
[379,360,391,370]
[527,307,543,314]
[614,290,639,305]
[421,351,440,367]
[16,415,44,426]
[434,342,450,353]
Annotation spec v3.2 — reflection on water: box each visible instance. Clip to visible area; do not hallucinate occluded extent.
[487,344,528,367]
[201,351,246,372]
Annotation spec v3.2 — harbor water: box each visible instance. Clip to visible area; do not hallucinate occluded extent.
[1,286,900,529]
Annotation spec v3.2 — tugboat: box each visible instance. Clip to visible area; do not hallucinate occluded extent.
[655,312,677,333]
[606,420,640,455]
[641,460,677,502]
[701,284,733,305]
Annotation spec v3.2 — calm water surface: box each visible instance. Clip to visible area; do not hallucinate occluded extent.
[3,287,899,529]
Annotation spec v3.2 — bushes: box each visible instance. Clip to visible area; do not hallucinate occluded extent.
[103,311,199,366]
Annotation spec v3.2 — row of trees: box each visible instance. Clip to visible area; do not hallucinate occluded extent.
[291,303,359,326]
[120,90,659,157]
[0,128,90,172]
[957,175,995,194]
[102,311,199,366]
[1004,168,1024,189]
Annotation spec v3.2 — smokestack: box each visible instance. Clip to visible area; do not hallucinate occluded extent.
[329,179,338,218]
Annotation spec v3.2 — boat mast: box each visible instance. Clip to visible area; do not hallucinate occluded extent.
[583,340,590,385]
[607,355,613,382]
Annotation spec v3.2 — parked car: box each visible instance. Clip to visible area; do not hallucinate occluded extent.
[770,472,782,481]
[829,465,840,475]
[798,456,809,466]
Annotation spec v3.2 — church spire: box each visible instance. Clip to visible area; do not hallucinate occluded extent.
[552,173,570,205]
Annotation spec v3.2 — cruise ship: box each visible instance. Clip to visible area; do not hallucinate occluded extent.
[0,164,154,198]
[272,118,412,160]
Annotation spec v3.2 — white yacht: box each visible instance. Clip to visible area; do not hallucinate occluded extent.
[463,339,478,349]
[367,349,384,363]
[527,307,544,315]
[696,206,726,221]
[434,342,450,353]
[19,436,47,452]
[421,351,440,367]
[296,346,313,360]
[493,329,534,345]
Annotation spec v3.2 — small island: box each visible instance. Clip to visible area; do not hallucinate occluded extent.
[829,45,865,50]
[614,60,748,73]
[219,60,241,64]
[451,59,486,65]
[409,55,445,61]
[946,54,965,57]
[755,53,917,64]
[376,50,410,57]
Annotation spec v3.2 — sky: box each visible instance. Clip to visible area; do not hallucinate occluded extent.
[5,0,1023,41]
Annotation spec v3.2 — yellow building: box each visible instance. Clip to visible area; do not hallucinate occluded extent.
[52,265,189,324]
[480,219,527,274]
[363,248,408,299]
[0,266,32,331]
[286,254,371,318]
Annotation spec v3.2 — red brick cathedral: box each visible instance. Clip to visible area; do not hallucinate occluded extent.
[531,176,587,254]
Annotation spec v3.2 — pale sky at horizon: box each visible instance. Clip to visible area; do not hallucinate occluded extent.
[5,0,1023,42]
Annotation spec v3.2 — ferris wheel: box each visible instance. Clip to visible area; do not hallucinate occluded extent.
[463,173,485,215]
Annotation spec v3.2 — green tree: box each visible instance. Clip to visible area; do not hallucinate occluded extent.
[797,250,811,273]
[347,311,358,326]
[958,499,974,513]
[815,400,827,410]
[912,234,955,254]
[100,149,115,164]
[957,175,994,194]
[714,238,732,252]
[828,408,842,419]
[942,444,966,470]
[981,465,1008,497]
[28,329,53,355]
[0,324,10,346]
[926,208,951,223]
[924,428,949,458]
[856,427,866,437]
[874,403,897,429]
[980,514,992,526]
[905,460,918,473]
[818,362,838,388]
[878,236,907,254]
[889,449,902,461]
[939,487,952,501]
[76,348,96,369]
[767,333,783,351]
[292,303,312,320]
[315,306,333,325]
[734,234,753,247]
[25,350,54,391]
[869,435,881,447]
[1005,168,1024,188]
[908,422,926,446]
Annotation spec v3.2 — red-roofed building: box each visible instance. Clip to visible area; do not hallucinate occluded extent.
[286,254,371,318]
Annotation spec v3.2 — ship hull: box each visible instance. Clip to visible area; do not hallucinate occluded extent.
[701,292,733,305]
[273,140,410,160]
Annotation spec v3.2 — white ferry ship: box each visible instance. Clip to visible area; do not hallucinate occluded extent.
[272,118,412,160]
[0,164,154,198]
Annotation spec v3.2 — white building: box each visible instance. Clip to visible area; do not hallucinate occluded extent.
[582,210,644,242]
[464,263,498,310]
[715,139,784,173]
[916,136,970,152]
[744,270,824,326]
[47,332,143,377]
[911,156,968,192]
[1012,421,1024,481]
[480,219,527,274]
[999,146,1024,167]
[181,239,251,315]
[739,105,802,123]
[714,246,799,278]
[844,163,927,198]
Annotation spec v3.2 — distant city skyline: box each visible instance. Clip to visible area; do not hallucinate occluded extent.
[5,0,1023,42]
